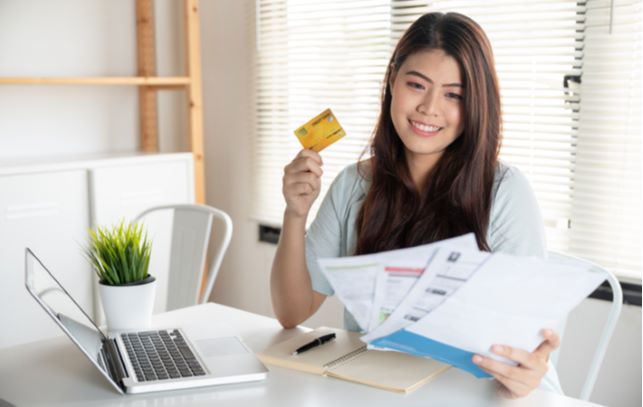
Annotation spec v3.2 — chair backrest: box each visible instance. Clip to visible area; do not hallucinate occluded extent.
[548,251,623,401]
[134,203,232,311]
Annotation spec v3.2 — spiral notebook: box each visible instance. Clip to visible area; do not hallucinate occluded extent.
[257,327,449,393]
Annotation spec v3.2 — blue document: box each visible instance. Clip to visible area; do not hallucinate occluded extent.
[371,329,490,378]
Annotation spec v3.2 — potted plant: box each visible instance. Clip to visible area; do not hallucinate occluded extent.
[86,220,155,331]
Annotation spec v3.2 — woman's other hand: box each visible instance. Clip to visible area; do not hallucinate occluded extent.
[472,329,561,398]
[282,149,323,219]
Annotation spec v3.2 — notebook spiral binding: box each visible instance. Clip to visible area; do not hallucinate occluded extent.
[323,345,368,369]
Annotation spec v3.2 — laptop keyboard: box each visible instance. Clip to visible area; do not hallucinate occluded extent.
[121,329,207,382]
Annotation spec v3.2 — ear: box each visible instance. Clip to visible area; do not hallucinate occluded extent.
[388,64,398,89]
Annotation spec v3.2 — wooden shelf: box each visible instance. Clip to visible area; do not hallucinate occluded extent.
[0,76,190,87]
[0,0,206,204]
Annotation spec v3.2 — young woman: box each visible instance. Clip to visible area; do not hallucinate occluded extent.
[271,12,562,398]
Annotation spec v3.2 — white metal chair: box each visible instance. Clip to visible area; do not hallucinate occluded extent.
[549,251,623,401]
[134,203,233,312]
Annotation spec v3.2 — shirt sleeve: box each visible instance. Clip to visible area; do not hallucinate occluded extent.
[488,166,547,257]
[304,168,351,296]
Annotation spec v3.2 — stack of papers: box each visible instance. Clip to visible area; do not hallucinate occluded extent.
[317,234,606,378]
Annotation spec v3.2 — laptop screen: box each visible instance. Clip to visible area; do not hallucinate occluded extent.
[24,249,114,381]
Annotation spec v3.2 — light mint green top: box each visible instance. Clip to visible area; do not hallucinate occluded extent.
[304,161,563,394]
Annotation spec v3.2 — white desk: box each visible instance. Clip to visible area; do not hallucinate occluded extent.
[0,303,603,407]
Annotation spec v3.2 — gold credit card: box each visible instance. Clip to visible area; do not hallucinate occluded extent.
[294,108,346,152]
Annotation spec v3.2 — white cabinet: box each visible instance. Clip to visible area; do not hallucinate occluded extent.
[90,158,194,224]
[0,153,194,348]
[0,170,91,349]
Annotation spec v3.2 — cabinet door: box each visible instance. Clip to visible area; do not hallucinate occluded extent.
[0,170,92,348]
[90,157,194,317]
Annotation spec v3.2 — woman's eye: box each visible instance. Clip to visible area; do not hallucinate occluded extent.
[407,81,425,90]
[446,92,463,100]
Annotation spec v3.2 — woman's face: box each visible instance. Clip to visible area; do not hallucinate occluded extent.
[390,49,464,172]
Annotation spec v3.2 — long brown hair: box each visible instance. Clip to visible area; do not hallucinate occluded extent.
[355,12,501,254]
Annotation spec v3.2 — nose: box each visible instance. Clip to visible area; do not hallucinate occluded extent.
[416,88,440,116]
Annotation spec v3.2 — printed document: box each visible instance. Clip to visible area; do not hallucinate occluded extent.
[369,252,606,377]
[317,234,477,331]
[363,246,490,343]
[318,234,607,379]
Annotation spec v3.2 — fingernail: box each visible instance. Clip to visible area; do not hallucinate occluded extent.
[543,329,552,337]
[472,355,483,364]
[492,345,504,353]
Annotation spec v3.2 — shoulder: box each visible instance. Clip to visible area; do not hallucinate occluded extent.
[312,160,370,227]
[328,160,370,200]
[489,162,546,256]
[492,162,533,199]
[335,160,369,184]
[491,161,539,216]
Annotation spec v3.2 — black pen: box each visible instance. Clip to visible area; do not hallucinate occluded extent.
[292,333,336,355]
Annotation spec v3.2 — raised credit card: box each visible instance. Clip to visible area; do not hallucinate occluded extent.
[294,108,346,152]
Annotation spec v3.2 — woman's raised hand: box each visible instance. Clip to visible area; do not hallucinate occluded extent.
[282,149,323,219]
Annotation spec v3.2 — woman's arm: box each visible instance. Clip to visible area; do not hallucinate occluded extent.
[271,212,326,328]
[270,149,327,328]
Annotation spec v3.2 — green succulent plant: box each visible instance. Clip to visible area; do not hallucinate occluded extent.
[86,220,152,286]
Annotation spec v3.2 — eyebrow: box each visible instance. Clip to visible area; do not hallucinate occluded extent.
[405,70,463,88]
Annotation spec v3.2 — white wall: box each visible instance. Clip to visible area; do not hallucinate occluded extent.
[0,0,185,158]
[198,0,347,329]
[558,300,641,406]
[0,1,640,406]
[200,2,642,407]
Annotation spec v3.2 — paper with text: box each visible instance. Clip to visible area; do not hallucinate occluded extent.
[369,252,606,378]
[317,257,381,331]
[363,247,489,344]
[317,234,478,332]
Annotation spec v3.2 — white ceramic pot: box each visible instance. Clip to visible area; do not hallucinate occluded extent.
[98,276,156,332]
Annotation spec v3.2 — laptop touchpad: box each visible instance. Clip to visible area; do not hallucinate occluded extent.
[195,337,249,358]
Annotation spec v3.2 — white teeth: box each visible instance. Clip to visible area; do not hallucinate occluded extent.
[412,121,440,132]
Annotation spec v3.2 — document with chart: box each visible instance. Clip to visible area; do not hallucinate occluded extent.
[317,234,477,332]
[362,247,490,346]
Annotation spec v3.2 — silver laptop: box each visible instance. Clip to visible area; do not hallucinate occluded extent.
[24,248,268,394]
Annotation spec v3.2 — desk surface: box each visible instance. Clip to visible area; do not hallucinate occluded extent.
[0,303,603,407]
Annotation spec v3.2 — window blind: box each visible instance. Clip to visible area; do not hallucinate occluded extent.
[570,0,641,280]
[252,0,392,227]
[253,0,642,280]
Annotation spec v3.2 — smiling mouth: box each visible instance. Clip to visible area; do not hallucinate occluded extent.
[410,120,442,134]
